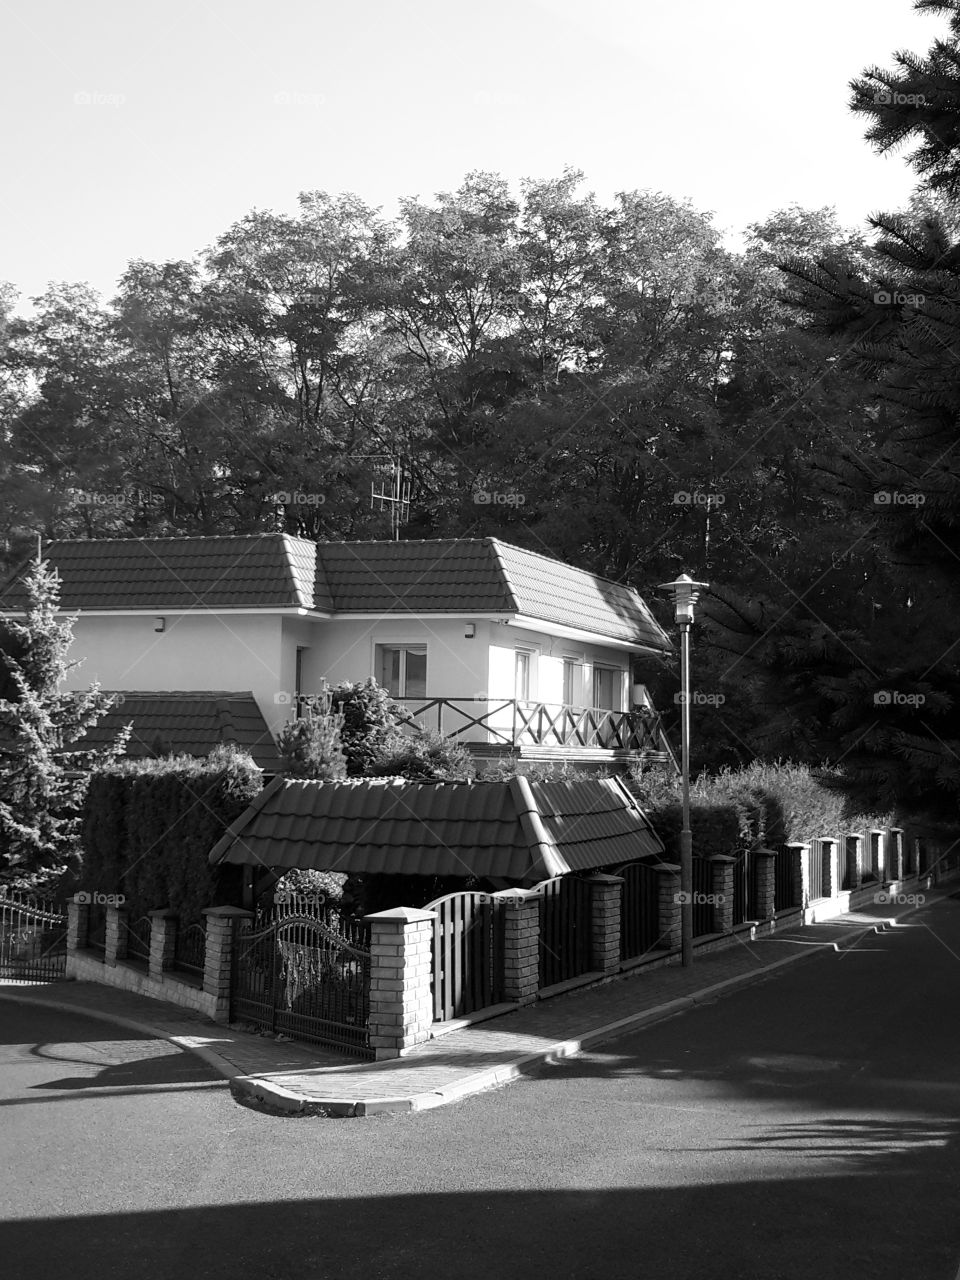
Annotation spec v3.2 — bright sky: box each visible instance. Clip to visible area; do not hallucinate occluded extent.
[0,0,939,309]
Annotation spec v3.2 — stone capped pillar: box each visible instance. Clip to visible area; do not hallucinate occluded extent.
[105,903,128,967]
[365,907,436,1060]
[710,856,735,934]
[845,835,863,893]
[202,905,254,1024]
[587,874,624,974]
[753,848,777,923]
[887,828,904,882]
[655,862,681,952]
[149,909,178,981]
[67,897,89,952]
[495,889,540,1004]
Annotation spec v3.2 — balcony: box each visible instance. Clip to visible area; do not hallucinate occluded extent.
[390,697,675,765]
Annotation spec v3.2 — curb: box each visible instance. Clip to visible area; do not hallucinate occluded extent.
[3,893,938,1118]
[229,912,909,1117]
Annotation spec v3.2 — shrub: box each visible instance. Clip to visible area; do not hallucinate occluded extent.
[81,745,263,923]
[328,678,409,776]
[276,709,347,779]
[366,729,476,781]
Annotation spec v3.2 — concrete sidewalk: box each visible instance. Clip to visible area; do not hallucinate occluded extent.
[0,897,939,1116]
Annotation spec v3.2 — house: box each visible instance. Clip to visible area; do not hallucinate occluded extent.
[0,534,674,772]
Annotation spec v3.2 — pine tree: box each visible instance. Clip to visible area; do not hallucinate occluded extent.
[276,708,348,780]
[0,556,130,892]
[706,1,960,819]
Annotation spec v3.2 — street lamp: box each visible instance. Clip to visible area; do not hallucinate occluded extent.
[658,573,709,968]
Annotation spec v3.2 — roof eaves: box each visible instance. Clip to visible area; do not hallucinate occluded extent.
[209,773,285,864]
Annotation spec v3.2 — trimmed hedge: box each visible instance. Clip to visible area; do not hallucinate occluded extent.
[80,746,263,924]
[630,759,911,856]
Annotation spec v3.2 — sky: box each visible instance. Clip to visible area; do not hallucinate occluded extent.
[0,0,942,311]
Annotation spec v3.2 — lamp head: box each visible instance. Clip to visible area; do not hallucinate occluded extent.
[657,573,709,624]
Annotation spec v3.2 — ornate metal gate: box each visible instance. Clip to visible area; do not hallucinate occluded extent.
[231,900,372,1057]
[0,890,67,981]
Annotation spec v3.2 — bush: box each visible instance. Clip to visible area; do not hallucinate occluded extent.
[366,729,476,781]
[81,745,263,923]
[329,678,409,776]
[276,709,347,779]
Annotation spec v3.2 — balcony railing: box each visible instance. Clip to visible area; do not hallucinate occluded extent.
[390,696,666,754]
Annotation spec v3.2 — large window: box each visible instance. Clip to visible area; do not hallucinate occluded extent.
[592,665,620,711]
[376,644,427,698]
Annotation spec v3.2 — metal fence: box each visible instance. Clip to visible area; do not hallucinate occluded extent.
[774,846,796,911]
[122,915,152,970]
[692,857,713,936]
[0,890,67,981]
[730,849,757,926]
[231,905,372,1057]
[172,921,206,979]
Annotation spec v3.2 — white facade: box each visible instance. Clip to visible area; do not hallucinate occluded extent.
[60,609,638,740]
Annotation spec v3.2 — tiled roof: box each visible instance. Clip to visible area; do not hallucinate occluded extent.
[75,691,281,772]
[209,776,663,882]
[0,534,328,612]
[317,538,670,649]
[0,534,670,649]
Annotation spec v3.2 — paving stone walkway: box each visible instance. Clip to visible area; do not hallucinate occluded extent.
[0,900,934,1116]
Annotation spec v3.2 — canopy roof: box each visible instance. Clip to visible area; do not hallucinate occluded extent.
[208,775,664,884]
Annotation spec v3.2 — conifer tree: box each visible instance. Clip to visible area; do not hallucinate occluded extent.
[0,556,130,892]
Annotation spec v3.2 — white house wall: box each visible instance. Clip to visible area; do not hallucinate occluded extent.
[63,613,286,732]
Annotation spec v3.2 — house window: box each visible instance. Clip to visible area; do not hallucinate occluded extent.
[376,645,427,698]
[515,650,532,701]
[592,665,620,711]
[562,658,583,707]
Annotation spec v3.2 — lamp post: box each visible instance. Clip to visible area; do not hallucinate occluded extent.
[658,573,709,968]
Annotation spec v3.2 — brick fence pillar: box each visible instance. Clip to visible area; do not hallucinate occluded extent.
[709,856,735,934]
[365,907,436,1060]
[202,905,253,1024]
[149,909,178,981]
[105,903,128,967]
[67,898,89,951]
[820,839,838,898]
[587,874,624,974]
[655,862,681,952]
[753,848,777,922]
[887,828,904,882]
[787,843,808,908]
[846,835,863,892]
[495,890,540,1004]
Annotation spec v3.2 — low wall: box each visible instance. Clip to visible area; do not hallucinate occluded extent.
[66,950,218,1020]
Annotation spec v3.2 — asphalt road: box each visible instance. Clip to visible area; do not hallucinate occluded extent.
[3,895,960,1280]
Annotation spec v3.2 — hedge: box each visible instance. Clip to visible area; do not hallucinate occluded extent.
[80,745,263,924]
